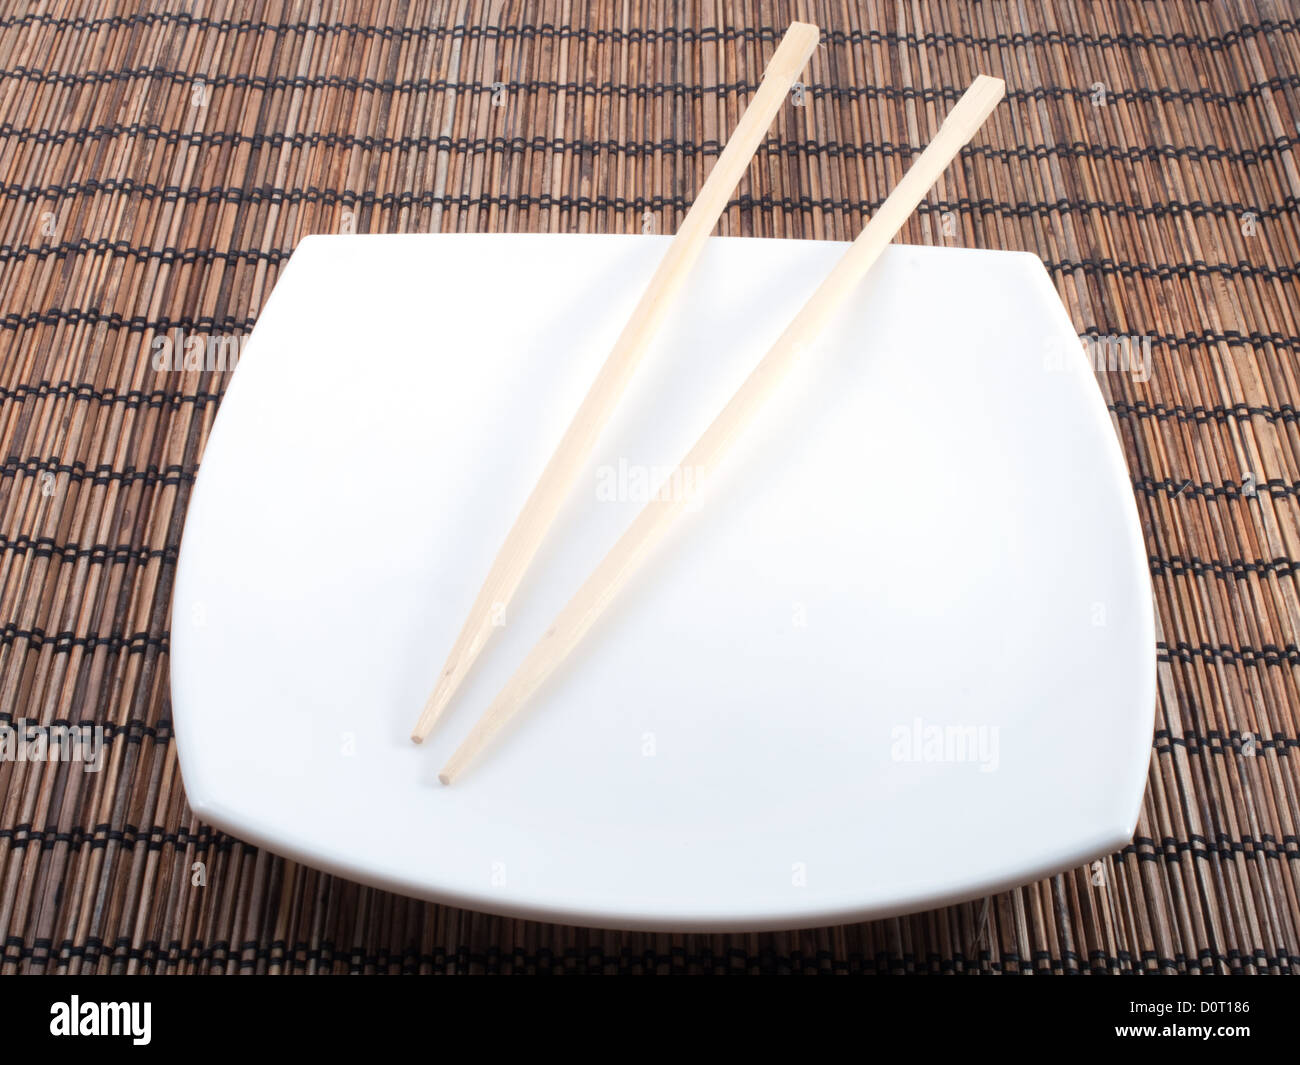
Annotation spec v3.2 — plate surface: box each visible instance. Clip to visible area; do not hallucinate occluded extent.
[171,233,1155,931]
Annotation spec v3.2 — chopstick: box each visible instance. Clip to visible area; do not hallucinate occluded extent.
[411,21,821,743]
[438,75,1007,782]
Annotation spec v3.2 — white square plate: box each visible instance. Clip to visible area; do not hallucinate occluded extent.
[171,234,1154,931]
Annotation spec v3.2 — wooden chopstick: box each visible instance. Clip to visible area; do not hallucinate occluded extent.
[411,22,821,743]
[438,75,1007,782]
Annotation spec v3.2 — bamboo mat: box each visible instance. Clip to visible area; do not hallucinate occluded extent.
[1,0,1298,974]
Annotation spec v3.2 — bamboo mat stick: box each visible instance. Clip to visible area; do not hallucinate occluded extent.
[439,74,1007,782]
[411,21,821,741]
